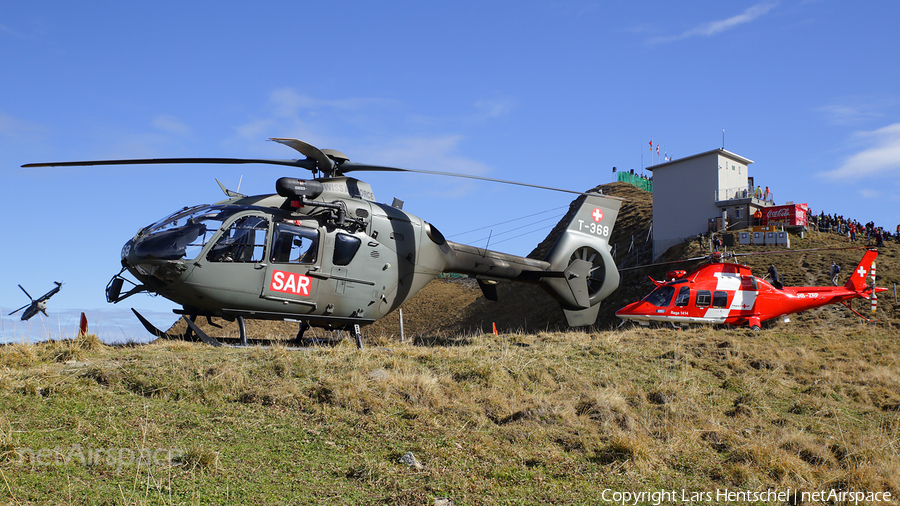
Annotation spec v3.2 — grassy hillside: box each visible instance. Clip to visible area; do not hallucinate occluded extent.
[2,324,899,504]
[3,183,898,504]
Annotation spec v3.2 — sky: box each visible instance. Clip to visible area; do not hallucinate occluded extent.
[3,1,899,343]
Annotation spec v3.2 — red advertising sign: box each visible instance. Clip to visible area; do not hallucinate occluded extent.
[762,203,808,227]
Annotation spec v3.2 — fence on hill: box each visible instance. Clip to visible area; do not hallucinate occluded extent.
[616,172,653,192]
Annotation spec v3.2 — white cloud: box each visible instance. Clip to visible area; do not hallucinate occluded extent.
[151,114,191,136]
[820,123,900,179]
[816,95,896,126]
[267,88,399,119]
[366,135,491,175]
[857,188,881,199]
[473,98,515,120]
[0,111,44,139]
[646,2,777,45]
[231,88,405,150]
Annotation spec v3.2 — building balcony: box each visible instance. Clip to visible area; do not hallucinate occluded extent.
[714,185,773,205]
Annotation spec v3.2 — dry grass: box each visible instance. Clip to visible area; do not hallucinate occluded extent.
[1,324,898,503]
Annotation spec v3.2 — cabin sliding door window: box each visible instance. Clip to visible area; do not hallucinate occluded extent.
[270,223,319,264]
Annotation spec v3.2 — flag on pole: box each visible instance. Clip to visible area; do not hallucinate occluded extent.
[649,137,653,151]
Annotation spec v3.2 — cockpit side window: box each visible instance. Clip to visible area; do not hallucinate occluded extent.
[271,222,319,264]
[643,285,675,307]
[207,216,268,263]
[674,286,691,307]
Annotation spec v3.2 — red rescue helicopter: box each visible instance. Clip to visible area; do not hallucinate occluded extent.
[615,249,886,330]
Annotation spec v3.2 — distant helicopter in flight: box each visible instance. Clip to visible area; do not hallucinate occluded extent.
[10,282,63,321]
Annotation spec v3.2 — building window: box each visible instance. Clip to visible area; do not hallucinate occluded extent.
[735,208,743,219]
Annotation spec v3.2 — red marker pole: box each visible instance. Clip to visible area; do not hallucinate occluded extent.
[79,312,88,337]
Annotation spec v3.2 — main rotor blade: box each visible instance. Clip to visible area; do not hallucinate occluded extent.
[9,304,29,316]
[618,255,711,272]
[338,162,605,197]
[23,136,611,197]
[269,138,335,175]
[619,245,870,273]
[23,157,318,171]
[18,284,33,301]
[731,246,866,257]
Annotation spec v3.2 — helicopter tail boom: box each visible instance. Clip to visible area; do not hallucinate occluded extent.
[436,193,621,327]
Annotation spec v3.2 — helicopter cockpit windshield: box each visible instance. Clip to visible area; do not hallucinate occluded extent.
[134,205,238,261]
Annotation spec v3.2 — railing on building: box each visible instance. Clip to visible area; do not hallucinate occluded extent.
[715,185,774,203]
[616,172,653,192]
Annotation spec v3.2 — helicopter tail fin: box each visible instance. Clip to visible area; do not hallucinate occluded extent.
[844,249,878,293]
[539,193,622,326]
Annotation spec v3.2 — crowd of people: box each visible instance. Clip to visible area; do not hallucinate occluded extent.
[806,209,899,247]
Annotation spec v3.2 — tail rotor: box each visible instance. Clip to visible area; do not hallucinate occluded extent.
[540,193,623,326]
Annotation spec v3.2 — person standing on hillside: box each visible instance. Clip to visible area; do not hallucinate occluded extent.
[830,261,841,286]
[768,264,783,290]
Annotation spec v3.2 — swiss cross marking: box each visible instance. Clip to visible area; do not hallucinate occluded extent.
[857,266,867,277]
[592,208,603,222]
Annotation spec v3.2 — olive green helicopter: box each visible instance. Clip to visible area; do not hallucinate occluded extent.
[24,138,623,348]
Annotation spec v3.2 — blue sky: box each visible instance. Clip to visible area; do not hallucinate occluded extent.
[3,1,899,342]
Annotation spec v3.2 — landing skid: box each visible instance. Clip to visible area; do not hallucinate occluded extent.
[181,316,309,350]
[133,308,365,349]
[132,308,200,341]
[181,316,364,350]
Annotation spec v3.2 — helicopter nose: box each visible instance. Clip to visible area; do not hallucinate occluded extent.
[120,237,151,276]
[120,236,192,289]
[615,301,645,320]
[121,239,136,265]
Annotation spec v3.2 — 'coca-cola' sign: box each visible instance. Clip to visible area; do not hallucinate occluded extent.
[761,204,808,227]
